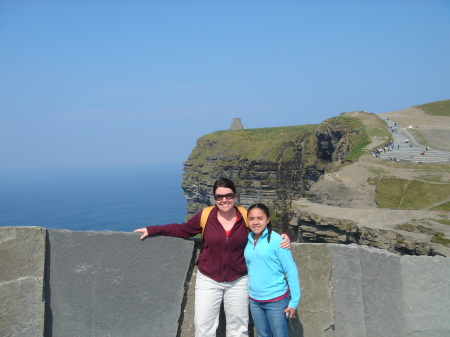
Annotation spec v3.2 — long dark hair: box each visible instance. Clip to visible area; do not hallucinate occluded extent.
[248,203,272,243]
[213,177,237,194]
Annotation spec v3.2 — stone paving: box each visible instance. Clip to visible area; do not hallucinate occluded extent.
[376,116,450,164]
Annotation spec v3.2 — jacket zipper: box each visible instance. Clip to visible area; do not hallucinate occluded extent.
[223,228,229,281]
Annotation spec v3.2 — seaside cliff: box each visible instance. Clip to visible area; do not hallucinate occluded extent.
[2,102,449,336]
[183,114,367,231]
[182,108,450,257]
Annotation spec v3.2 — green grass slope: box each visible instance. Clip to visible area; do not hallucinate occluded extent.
[416,99,450,116]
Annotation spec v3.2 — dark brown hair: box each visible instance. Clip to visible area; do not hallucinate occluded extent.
[213,177,237,194]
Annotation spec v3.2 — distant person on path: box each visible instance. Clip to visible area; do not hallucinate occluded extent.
[134,178,290,337]
[244,203,300,337]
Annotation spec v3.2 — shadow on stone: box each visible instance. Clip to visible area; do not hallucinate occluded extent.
[44,230,53,337]
[289,316,304,337]
[176,240,199,337]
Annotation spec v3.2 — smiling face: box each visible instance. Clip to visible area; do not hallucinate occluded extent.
[214,186,236,213]
[248,207,270,240]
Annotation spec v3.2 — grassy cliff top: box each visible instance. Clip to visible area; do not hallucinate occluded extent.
[187,124,318,163]
[416,99,450,116]
[186,112,391,166]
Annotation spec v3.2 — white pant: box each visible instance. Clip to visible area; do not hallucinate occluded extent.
[194,271,249,337]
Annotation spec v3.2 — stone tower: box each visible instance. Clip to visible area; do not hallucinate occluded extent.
[230,118,244,130]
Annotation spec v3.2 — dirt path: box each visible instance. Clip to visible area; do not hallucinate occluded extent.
[292,196,450,257]
[380,107,450,130]
[293,198,444,231]
[380,107,450,150]
[296,107,450,256]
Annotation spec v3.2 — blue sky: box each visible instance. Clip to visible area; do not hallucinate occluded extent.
[1,0,449,171]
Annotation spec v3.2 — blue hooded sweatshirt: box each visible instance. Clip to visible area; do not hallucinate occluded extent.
[244,228,300,309]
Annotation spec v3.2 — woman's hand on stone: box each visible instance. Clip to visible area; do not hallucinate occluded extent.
[134,228,149,240]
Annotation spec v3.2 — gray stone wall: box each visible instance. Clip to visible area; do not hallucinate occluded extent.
[44,229,195,337]
[1,227,449,337]
[0,227,46,337]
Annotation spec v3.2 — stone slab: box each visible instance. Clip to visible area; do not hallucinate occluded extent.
[293,243,334,337]
[329,244,366,337]
[401,255,450,337]
[46,229,195,337]
[359,246,405,337]
[0,227,46,337]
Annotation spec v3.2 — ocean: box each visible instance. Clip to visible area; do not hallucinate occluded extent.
[0,164,187,232]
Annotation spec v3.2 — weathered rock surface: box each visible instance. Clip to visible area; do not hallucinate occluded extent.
[0,227,46,337]
[289,198,449,256]
[2,227,449,336]
[45,229,195,337]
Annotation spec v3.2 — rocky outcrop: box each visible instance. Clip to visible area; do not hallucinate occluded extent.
[289,208,439,256]
[182,115,368,234]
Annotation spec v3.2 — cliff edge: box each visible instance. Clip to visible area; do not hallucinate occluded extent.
[182,100,450,257]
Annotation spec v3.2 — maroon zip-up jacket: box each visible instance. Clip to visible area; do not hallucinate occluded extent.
[146,206,248,283]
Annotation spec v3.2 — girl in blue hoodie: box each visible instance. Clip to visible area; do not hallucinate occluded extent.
[244,203,300,337]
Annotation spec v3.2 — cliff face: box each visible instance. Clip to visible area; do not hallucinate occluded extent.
[289,206,436,256]
[182,115,368,233]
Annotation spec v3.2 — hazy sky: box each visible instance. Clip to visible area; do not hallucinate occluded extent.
[1,0,449,171]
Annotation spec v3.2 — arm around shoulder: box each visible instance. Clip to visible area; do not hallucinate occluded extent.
[279,232,291,249]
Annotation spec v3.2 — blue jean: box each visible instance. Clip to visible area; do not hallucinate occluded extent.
[249,296,290,337]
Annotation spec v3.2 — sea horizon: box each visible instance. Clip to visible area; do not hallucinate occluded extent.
[0,163,188,232]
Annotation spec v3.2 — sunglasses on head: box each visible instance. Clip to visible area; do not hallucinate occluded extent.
[214,193,235,201]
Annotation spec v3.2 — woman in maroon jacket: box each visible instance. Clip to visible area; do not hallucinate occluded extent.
[134,177,289,337]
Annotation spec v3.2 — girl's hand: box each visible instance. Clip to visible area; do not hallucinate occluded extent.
[284,307,296,319]
[133,228,149,240]
[280,233,291,249]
